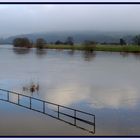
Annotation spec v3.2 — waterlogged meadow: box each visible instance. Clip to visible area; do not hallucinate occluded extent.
[0,45,140,135]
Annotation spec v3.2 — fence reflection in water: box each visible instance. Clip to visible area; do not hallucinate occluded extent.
[0,88,95,134]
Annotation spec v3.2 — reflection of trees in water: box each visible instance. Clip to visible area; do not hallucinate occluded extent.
[120,52,140,60]
[120,52,129,57]
[83,51,96,61]
[132,53,140,60]
[13,47,30,54]
[36,49,47,57]
[68,50,75,56]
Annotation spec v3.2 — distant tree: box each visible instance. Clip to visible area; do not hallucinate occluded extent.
[35,38,46,49]
[13,38,31,48]
[101,42,107,45]
[65,36,74,45]
[133,35,140,46]
[83,40,96,52]
[120,38,126,46]
[55,40,63,45]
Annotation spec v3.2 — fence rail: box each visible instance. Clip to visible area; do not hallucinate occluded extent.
[0,88,95,134]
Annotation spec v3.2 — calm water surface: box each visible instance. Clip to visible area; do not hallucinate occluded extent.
[0,45,140,135]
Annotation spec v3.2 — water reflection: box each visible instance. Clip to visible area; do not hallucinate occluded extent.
[36,49,47,57]
[1,45,140,135]
[133,53,140,60]
[88,87,139,109]
[83,51,96,61]
[120,52,140,60]
[46,84,88,107]
[67,50,75,56]
[120,52,129,57]
[45,83,140,110]
[13,47,30,54]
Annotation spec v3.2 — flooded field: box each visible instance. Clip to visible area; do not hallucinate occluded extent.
[0,45,140,136]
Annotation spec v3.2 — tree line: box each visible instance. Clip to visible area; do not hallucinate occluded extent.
[13,37,46,49]
[13,35,140,49]
[13,36,74,49]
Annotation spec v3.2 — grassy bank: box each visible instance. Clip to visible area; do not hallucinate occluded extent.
[95,45,140,52]
[45,44,140,53]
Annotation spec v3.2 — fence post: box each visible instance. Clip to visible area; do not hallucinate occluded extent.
[43,101,45,114]
[7,91,9,101]
[18,94,20,104]
[58,105,60,119]
[74,110,76,125]
[94,115,95,134]
[30,97,32,109]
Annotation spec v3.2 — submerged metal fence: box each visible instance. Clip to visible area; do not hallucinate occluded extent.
[0,88,95,134]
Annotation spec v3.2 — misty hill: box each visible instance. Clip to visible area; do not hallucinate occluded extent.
[0,31,137,44]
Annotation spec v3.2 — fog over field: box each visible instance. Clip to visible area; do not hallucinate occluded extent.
[0,5,140,37]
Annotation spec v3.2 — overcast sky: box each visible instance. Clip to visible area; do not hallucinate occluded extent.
[0,4,140,37]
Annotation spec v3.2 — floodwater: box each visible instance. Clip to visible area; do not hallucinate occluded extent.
[0,45,140,136]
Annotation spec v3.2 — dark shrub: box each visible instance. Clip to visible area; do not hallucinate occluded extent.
[13,38,31,48]
[83,40,96,52]
[35,38,46,49]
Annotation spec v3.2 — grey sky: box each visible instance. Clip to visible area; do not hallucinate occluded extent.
[0,4,140,37]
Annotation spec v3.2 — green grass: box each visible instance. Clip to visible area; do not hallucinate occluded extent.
[95,45,140,52]
[44,44,140,53]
